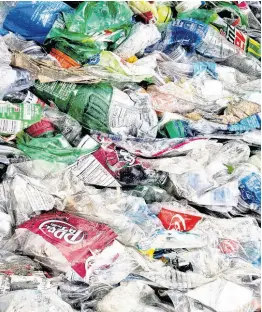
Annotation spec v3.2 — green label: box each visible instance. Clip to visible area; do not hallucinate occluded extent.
[33,81,113,132]
[0,102,42,135]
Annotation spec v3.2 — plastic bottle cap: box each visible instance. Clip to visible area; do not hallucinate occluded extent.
[157,6,172,23]
[26,120,55,137]
[176,1,202,13]
[126,55,138,63]
[50,48,80,69]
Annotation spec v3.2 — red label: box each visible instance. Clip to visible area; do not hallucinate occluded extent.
[93,144,141,177]
[231,16,241,27]
[233,1,248,10]
[234,28,247,50]
[219,239,240,254]
[18,211,117,278]
[158,208,202,231]
[224,24,247,51]
[36,98,46,107]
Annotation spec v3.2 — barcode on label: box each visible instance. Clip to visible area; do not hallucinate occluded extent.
[0,119,22,134]
[0,104,9,114]
[23,104,32,120]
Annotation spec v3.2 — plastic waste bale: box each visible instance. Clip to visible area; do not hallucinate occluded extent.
[0,1,259,310]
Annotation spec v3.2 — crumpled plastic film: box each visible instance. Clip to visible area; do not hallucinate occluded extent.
[0,1,260,311]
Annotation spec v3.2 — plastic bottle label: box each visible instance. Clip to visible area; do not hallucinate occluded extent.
[18,211,117,278]
[23,91,46,106]
[158,208,202,231]
[0,102,42,135]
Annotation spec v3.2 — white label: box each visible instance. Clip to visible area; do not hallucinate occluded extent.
[72,154,120,187]
[0,119,22,134]
[39,220,84,245]
[23,91,39,105]
[77,135,99,150]
[23,104,32,120]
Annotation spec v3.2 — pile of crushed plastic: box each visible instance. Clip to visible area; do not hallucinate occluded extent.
[0,1,260,311]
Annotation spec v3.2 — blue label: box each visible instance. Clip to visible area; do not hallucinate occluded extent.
[87,54,100,65]
[193,62,218,78]
[145,18,208,56]
[3,1,73,44]
[228,114,261,133]
[239,172,261,212]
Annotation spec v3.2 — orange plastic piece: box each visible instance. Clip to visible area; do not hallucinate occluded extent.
[50,48,80,69]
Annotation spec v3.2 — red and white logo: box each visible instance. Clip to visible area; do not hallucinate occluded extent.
[39,220,84,245]
[158,208,202,232]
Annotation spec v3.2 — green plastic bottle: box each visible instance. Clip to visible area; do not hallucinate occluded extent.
[32,81,113,133]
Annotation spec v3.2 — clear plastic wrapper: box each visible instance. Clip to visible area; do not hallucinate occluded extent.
[114,23,161,60]
[186,278,254,312]
[0,289,74,312]
[58,280,113,311]
[65,192,163,247]
[97,280,177,312]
